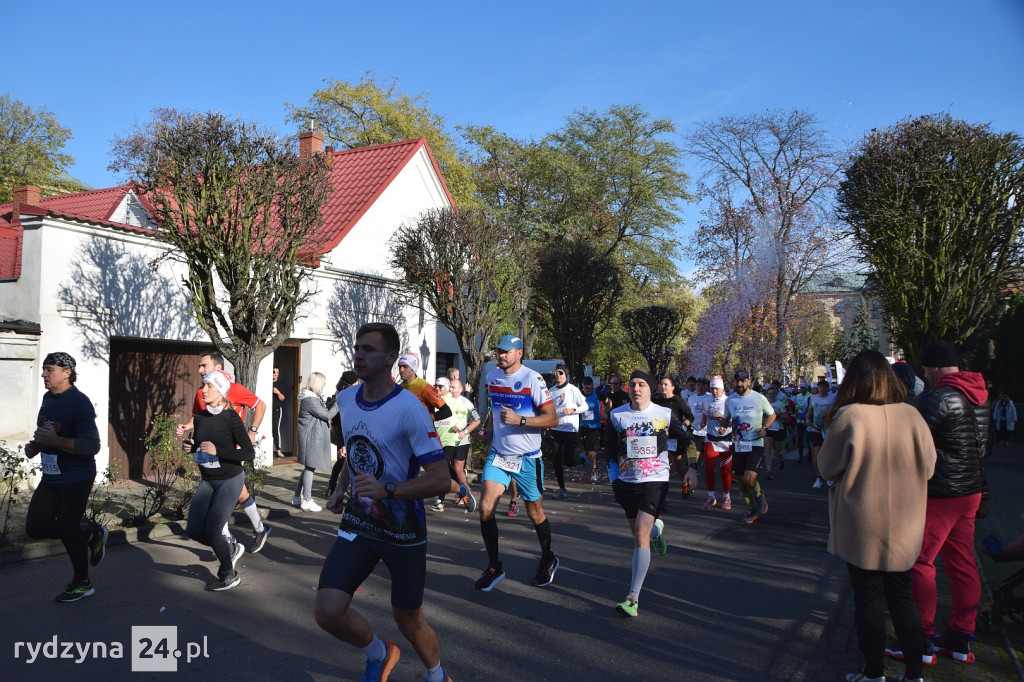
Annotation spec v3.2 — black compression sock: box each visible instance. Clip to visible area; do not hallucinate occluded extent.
[481,517,500,568]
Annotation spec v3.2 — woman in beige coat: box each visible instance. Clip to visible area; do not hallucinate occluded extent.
[818,350,936,682]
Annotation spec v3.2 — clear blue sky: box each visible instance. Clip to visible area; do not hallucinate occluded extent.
[7,0,1024,275]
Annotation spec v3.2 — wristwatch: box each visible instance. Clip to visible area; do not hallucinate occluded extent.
[520,417,527,426]
[384,482,397,500]
[249,426,259,433]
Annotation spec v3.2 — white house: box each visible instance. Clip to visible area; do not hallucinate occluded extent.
[0,134,464,478]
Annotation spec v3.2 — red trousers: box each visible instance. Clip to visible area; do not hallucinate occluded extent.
[910,493,982,635]
[702,441,732,493]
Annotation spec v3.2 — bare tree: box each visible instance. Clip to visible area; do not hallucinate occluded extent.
[621,306,684,378]
[109,109,333,390]
[388,207,530,394]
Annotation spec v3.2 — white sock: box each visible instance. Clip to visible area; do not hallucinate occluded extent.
[361,637,386,662]
[707,491,716,500]
[242,501,263,532]
[425,662,445,682]
[723,492,731,501]
[629,548,651,600]
[221,522,230,538]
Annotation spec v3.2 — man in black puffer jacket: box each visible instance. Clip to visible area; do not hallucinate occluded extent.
[904,340,989,666]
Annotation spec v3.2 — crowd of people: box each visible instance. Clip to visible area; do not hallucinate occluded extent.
[20,333,1018,681]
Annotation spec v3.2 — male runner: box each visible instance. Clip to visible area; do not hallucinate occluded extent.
[176,352,271,552]
[687,377,711,489]
[807,379,836,488]
[474,334,560,592]
[607,370,696,617]
[724,370,775,523]
[397,353,452,422]
[764,386,791,479]
[793,382,812,463]
[430,377,479,513]
[547,364,588,500]
[315,323,452,682]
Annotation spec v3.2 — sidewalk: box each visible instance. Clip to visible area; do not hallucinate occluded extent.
[821,441,1024,681]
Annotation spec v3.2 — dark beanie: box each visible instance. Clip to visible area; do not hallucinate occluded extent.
[891,362,917,395]
[920,340,958,368]
[555,363,569,374]
[629,370,655,387]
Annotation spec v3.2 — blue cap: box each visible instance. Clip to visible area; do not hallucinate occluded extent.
[492,334,523,351]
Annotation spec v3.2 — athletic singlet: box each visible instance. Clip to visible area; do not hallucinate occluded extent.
[487,365,552,457]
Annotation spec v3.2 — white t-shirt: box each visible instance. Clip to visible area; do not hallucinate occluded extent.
[769,395,790,432]
[608,402,673,483]
[455,395,479,446]
[724,391,775,448]
[550,382,588,433]
[339,384,445,546]
[808,393,835,434]
[704,394,733,452]
[688,392,711,437]
[487,365,552,457]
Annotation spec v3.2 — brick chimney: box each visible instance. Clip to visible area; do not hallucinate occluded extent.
[299,130,324,164]
[10,185,41,226]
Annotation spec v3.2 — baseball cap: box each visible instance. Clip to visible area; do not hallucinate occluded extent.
[492,334,523,351]
[734,369,750,380]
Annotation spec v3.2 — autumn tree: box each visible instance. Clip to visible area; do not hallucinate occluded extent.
[388,207,529,394]
[287,73,475,206]
[688,109,844,369]
[532,241,622,379]
[837,114,1024,364]
[0,94,76,202]
[109,109,333,390]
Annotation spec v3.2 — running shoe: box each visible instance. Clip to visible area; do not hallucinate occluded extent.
[812,477,823,489]
[722,497,732,510]
[530,553,559,587]
[615,597,639,617]
[55,579,95,603]
[844,674,883,682]
[507,500,519,517]
[743,510,759,524]
[935,628,975,663]
[779,458,786,470]
[430,500,445,512]
[590,470,598,484]
[885,636,937,664]
[250,524,272,553]
[756,491,769,516]
[553,488,569,501]
[474,564,505,592]
[702,497,717,510]
[459,483,477,512]
[89,526,109,567]
[651,519,667,556]
[766,472,774,481]
[301,498,322,512]
[230,539,245,569]
[362,639,400,681]
[206,571,240,592]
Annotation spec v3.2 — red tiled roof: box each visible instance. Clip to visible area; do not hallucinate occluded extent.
[0,138,453,277]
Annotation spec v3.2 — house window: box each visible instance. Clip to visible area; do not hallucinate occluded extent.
[435,352,457,378]
[834,302,845,316]
[871,300,880,319]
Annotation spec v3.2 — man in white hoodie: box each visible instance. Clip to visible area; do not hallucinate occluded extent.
[547,364,588,500]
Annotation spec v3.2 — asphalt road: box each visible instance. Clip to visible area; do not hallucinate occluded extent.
[0,459,844,681]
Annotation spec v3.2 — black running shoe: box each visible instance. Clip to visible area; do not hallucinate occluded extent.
[89,526,109,567]
[55,579,95,603]
[474,564,505,592]
[530,554,559,587]
[206,571,240,592]
[250,524,272,553]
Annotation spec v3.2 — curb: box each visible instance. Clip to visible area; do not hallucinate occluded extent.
[0,506,299,566]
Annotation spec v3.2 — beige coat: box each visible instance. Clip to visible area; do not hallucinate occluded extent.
[818,402,937,572]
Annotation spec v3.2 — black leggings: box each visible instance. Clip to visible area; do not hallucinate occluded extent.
[847,563,924,679]
[26,478,95,581]
[549,430,577,489]
[187,473,244,578]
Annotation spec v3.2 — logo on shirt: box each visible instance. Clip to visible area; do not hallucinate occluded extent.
[514,381,523,390]
[346,435,384,479]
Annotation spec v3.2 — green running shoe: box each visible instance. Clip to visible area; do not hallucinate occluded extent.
[651,519,667,556]
[616,597,639,617]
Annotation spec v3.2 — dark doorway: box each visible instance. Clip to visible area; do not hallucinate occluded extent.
[273,345,300,464]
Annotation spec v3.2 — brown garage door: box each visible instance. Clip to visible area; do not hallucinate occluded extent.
[108,337,214,480]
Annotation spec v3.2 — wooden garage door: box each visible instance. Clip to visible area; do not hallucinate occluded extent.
[108,337,214,480]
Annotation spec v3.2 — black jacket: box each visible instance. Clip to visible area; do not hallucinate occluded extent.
[916,374,989,499]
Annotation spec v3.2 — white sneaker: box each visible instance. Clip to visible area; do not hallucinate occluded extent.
[291,495,302,506]
[301,498,322,512]
[812,478,823,489]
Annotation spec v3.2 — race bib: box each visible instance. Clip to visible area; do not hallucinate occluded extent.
[492,452,523,473]
[666,438,678,452]
[734,438,752,452]
[41,453,61,476]
[194,451,221,469]
[626,436,658,459]
[582,411,594,422]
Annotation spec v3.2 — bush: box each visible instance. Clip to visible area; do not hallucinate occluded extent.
[128,414,189,526]
[0,442,37,546]
[85,462,127,528]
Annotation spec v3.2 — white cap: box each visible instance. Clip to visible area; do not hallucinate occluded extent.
[434,377,450,389]
[709,375,725,389]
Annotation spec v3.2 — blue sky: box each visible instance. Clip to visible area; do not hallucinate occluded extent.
[7,0,1024,275]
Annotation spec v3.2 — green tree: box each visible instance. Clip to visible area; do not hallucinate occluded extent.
[621,305,684,378]
[532,241,622,379]
[848,301,878,354]
[287,73,475,207]
[837,114,1024,364]
[989,293,1024,396]
[109,109,334,390]
[0,94,75,202]
[388,207,530,395]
